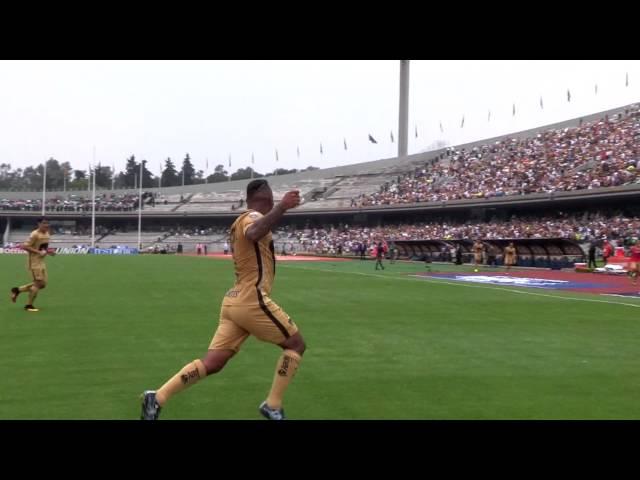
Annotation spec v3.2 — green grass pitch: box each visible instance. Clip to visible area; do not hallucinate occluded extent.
[1,254,640,419]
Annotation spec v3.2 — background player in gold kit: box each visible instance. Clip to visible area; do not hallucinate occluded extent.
[10,218,55,312]
[472,239,484,270]
[503,242,517,272]
[141,180,305,420]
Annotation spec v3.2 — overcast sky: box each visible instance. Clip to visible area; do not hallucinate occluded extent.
[0,60,638,176]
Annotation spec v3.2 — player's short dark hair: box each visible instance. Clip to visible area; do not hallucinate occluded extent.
[37,217,49,223]
[246,179,270,200]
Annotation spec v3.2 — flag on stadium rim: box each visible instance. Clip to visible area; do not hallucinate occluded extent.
[460,116,465,128]
[488,110,491,122]
[344,138,348,150]
[228,155,231,167]
[512,103,516,116]
[296,146,300,158]
[439,121,443,133]
[251,153,255,164]
[595,84,598,95]
[415,125,418,138]
[275,149,279,162]
[626,72,629,87]
[567,89,571,102]
[390,130,394,143]
[368,134,377,144]
[320,143,323,154]
[540,96,544,109]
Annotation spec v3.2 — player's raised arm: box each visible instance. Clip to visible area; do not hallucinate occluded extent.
[245,190,300,243]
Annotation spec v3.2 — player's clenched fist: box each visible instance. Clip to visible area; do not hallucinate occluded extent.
[279,190,301,210]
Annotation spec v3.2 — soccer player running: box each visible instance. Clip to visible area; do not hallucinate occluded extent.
[503,242,517,272]
[141,180,305,420]
[628,240,640,288]
[10,218,55,312]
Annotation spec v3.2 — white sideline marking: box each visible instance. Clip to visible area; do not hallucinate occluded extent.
[279,264,640,309]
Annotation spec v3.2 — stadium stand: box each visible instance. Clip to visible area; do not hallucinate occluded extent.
[2,103,640,262]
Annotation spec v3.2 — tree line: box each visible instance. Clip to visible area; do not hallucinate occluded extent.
[0,154,319,191]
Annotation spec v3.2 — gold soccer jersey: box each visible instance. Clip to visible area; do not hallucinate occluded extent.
[210,210,297,352]
[25,229,50,269]
[504,246,516,263]
[223,210,276,306]
[473,242,483,261]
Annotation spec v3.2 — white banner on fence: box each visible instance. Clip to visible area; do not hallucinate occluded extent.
[54,247,90,255]
[0,247,89,255]
[0,248,26,254]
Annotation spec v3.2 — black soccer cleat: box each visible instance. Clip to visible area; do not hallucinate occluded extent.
[10,287,19,303]
[259,401,286,420]
[24,304,39,312]
[140,390,161,420]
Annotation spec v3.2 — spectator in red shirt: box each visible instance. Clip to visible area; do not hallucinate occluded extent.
[602,240,613,264]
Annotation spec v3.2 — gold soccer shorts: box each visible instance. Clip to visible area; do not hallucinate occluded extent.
[209,299,298,352]
[31,267,48,284]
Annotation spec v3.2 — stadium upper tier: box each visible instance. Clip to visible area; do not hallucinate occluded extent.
[361,103,640,207]
[1,102,639,215]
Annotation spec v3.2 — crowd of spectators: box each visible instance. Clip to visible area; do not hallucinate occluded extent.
[278,211,640,255]
[362,105,640,206]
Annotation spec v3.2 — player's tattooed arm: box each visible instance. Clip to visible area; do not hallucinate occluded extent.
[245,190,300,242]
